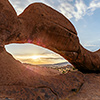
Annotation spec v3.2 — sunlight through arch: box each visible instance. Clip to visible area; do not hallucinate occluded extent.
[5,43,68,65]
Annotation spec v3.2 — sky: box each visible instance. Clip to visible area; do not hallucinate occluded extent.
[5,0,100,64]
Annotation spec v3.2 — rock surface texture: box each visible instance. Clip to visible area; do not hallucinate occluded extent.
[0,0,100,100]
[1,0,100,73]
[0,47,84,100]
[1,47,100,100]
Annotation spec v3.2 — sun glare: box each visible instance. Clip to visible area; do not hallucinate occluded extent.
[31,55,41,60]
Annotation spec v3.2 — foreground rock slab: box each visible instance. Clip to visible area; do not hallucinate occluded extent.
[69,73,100,100]
[0,48,100,100]
[0,47,84,100]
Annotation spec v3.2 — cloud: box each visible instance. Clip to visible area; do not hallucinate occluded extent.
[9,0,100,20]
[15,55,66,64]
[74,0,87,20]
[58,2,74,19]
[9,0,86,20]
[9,0,29,15]
[83,43,100,51]
[84,44,98,47]
[10,50,67,64]
[88,0,100,11]
[58,0,87,20]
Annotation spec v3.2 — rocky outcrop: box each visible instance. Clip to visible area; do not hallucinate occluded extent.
[17,3,100,73]
[0,0,19,46]
[1,0,100,99]
[0,47,84,99]
[0,0,100,72]
[1,47,100,100]
[69,73,100,100]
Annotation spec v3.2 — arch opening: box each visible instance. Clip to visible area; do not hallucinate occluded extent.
[5,43,71,67]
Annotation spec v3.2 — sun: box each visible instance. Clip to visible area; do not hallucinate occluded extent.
[31,55,41,60]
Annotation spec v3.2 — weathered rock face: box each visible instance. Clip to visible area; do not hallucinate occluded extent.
[0,0,19,46]
[19,3,79,53]
[17,3,100,73]
[0,46,85,100]
[0,0,100,72]
[1,47,100,100]
[69,73,100,100]
[1,0,100,99]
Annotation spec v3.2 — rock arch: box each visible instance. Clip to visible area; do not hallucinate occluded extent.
[1,0,100,73]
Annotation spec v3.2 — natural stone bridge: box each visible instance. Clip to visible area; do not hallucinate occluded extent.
[1,0,100,100]
[1,0,100,73]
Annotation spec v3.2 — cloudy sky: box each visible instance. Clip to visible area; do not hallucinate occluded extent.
[5,0,100,64]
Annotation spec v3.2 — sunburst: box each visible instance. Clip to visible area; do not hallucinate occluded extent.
[31,55,41,60]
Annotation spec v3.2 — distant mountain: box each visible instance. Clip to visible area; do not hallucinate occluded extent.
[24,62,72,68]
[53,62,72,68]
[54,62,70,65]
